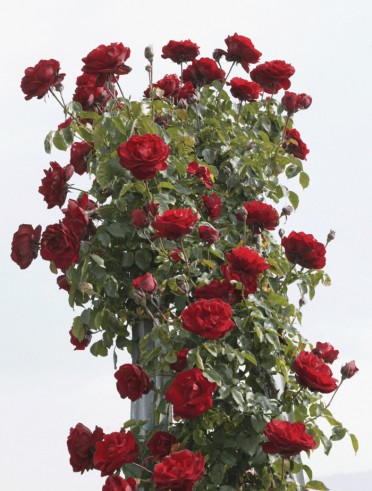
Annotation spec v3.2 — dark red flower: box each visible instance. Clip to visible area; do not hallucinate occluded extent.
[236,200,279,233]
[282,231,326,269]
[70,141,92,175]
[283,128,309,160]
[114,363,152,402]
[182,58,226,87]
[62,199,91,239]
[58,117,73,129]
[152,449,205,490]
[67,423,104,473]
[294,350,338,393]
[102,476,137,491]
[161,40,200,64]
[312,342,339,364]
[69,327,92,351]
[165,368,217,419]
[251,60,295,94]
[40,222,81,272]
[187,161,213,188]
[21,59,65,100]
[144,201,160,217]
[282,91,312,114]
[57,274,70,292]
[11,224,42,269]
[175,82,196,103]
[133,273,157,293]
[38,162,74,209]
[226,246,270,276]
[198,225,219,245]
[144,74,180,99]
[192,279,237,304]
[117,134,169,180]
[228,77,262,102]
[221,263,258,296]
[221,33,261,72]
[152,208,198,240]
[341,361,359,380]
[170,348,190,372]
[147,431,177,460]
[169,248,183,262]
[82,42,131,82]
[132,208,150,228]
[73,84,111,111]
[262,420,316,457]
[202,193,222,220]
[93,430,139,476]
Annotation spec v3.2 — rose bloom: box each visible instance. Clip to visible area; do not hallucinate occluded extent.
[70,141,92,175]
[82,42,131,78]
[170,348,190,372]
[294,350,338,393]
[341,360,359,379]
[144,201,159,217]
[312,342,339,364]
[169,248,183,262]
[67,423,104,473]
[187,161,213,189]
[144,74,180,99]
[226,246,270,276]
[57,274,70,292]
[40,222,81,272]
[192,279,237,304]
[152,449,205,491]
[93,430,139,476]
[228,77,262,102]
[114,363,152,401]
[175,82,196,104]
[152,208,198,240]
[133,273,157,293]
[73,84,111,111]
[237,200,279,233]
[131,208,150,228]
[221,263,257,296]
[262,420,316,457]
[251,60,295,94]
[147,431,177,460]
[117,133,170,180]
[282,91,312,114]
[69,327,92,351]
[165,368,217,419]
[11,224,42,269]
[161,40,200,64]
[221,33,262,72]
[202,193,222,219]
[181,298,235,340]
[182,58,226,87]
[198,225,219,245]
[21,59,65,100]
[58,117,73,130]
[103,476,137,491]
[283,128,309,160]
[39,162,74,209]
[62,199,91,239]
[282,231,326,269]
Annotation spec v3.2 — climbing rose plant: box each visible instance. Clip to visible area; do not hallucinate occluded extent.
[12,34,359,490]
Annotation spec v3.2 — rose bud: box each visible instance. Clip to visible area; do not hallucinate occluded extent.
[57,274,70,292]
[312,342,339,364]
[279,228,285,239]
[133,273,157,293]
[236,206,248,221]
[144,45,154,62]
[131,208,150,228]
[341,361,359,380]
[177,98,188,109]
[299,297,306,308]
[327,229,336,243]
[198,225,219,245]
[282,205,294,216]
[170,348,190,372]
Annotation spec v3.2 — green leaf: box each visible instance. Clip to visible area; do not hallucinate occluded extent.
[90,340,108,357]
[193,429,207,446]
[122,251,135,268]
[305,480,329,490]
[330,425,347,441]
[44,131,53,154]
[72,316,84,342]
[288,190,299,209]
[349,433,359,454]
[266,292,288,306]
[52,130,68,151]
[91,254,105,268]
[210,462,225,485]
[134,249,152,270]
[300,171,310,189]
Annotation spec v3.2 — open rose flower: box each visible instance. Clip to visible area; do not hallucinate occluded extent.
[147,431,177,460]
[182,58,225,87]
[251,60,295,94]
[67,423,104,473]
[161,40,200,64]
[283,128,309,160]
[282,91,312,114]
[144,74,180,99]
[262,420,316,457]
[62,199,92,239]
[82,42,131,82]
[73,73,112,111]
[218,33,261,72]
[226,246,270,277]
[152,208,198,240]
[103,476,137,491]
[114,363,152,401]
[237,200,279,233]
[198,225,219,245]
[192,279,237,304]
[70,141,92,175]
[202,193,222,219]
[133,273,157,293]
[39,162,74,209]
[117,134,169,180]
[181,298,235,340]
[11,224,42,269]
[175,82,196,104]
[282,231,326,269]
[40,222,81,272]
[93,430,139,476]
[228,77,262,102]
[312,342,339,364]
[187,161,213,188]
[165,368,216,419]
[21,59,65,100]
[170,348,190,372]
[152,449,205,490]
[294,350,338,393]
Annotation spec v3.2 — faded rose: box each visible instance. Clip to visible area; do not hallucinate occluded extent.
[237,200,279,233]
[282,91,312,114]
[202,193,222,219]
[93,430,139,476]
[182,58,225,87]
[114,363,152,401]
[161,40,200,64]
[70,141,92,175]
[198,225,219,245]
[38,162,74,209]
[21,59,65,100]
[147,431,177,460]
[11,224,42,269]
[152,208,198,240]
[312,342,339,364]
[67,423,104,473]
[262,420,316,457]
[283,128,309,160]
[282,231,326,269]
[152,449,205,490]
[294,350,338,393]
[102,476,137,491]
[133,273,157,293]
[251,60,295,94]
[228,77,262,102]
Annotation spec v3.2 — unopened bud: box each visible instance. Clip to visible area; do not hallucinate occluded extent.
[145,64,152,73]
[55,83,64,92]
[282,205,294,216]
[144,45,154,62]
[177,98,188,109]
[212,49,224,62]
[299,297,306,308]
[236,206,248,221]
[279,228,285,239]
[188,94,198,105]
[341,360,359,380]
[327,229,336,243]
[80,282,94,294]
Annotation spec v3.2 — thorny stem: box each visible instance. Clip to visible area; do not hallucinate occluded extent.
[131,462,153,475]
[149,297,169,322]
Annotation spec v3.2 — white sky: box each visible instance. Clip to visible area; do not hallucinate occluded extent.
[1,1,372,489]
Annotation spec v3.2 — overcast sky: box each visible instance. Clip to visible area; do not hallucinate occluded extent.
[1,1,372,489]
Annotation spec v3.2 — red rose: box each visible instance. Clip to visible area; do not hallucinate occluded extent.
[221,263,257,296]
[226,246,270,276]
[144,74,180,99]
[70,141,92,175]
[283,128,309,160]
[294,350,338,393]
[187,161,213,189]
[57,274,70,292]
[93,430,139,476]
[103,476,137,491]
[62,199,91,239]
[114,363,152,401]
[58,117,73,130]
[11,224,42,269]
[228,77,262,102]
[181,298,235,340]
[144,201,160,217]
[175,82,196,103]
[40,222,81,272]
[39,162,74,209]
[192,279,237,304]
[236,200,279,233]
[251,60,295,94]
[82,42,131,79]
[341,360,359,380]
[165,368,217,419]
[21,59,65,100]
[73,84,111,111]
[312,342,339,364]
[147,431,177,459]
[69,327,92,351]
[152,208,198,240]
[117,134,170,180]
[67,423,104,473]
[170,348,190,372]
[169,248,183,262]
[133,273,157,293]
[282,91,312,114]
[262,420,316,457]
[152,449,205,490]
[182,58,226,87]
[221,33,261,72]
[131,208,150,228]
[202,193,222,219]
[282,231,326,269]
[198,225,219,245]
[161,40,200,64]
